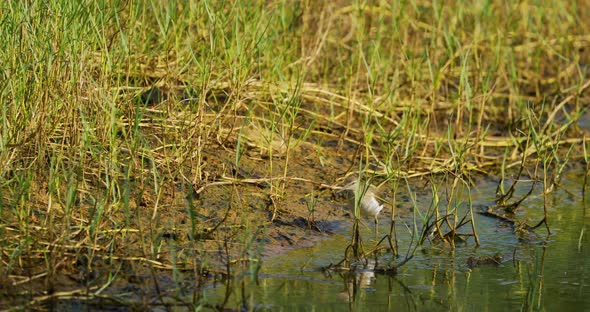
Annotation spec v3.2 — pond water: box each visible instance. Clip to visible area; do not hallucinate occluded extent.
[202,171,590,311]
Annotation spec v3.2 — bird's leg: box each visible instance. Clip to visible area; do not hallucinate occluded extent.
[374,217,379,237]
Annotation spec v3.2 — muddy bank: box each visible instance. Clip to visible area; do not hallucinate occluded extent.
[2,83,586,310]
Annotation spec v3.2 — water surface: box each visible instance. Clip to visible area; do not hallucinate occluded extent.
[204,172,590,311]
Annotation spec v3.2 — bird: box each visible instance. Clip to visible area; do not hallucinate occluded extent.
[340,176,384,229]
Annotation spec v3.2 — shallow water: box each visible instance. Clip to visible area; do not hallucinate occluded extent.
[203,172,590,311]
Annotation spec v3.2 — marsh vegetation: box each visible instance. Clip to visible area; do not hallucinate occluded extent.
[1,0,589,310]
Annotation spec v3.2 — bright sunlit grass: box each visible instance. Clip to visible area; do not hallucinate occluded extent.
[0,0,589,309]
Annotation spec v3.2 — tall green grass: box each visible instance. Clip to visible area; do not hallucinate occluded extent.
[1,0,589,309]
